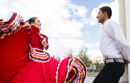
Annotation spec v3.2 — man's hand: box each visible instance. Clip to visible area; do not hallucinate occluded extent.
[127,60,130,63]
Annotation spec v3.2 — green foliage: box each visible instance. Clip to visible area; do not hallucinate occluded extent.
[67,53,73,57]
[94,61,104,71]
[66,46,104,73]
[66,48,73,57]
[53,54,60,61]
[66,46,93,68]
[78,47,92,67]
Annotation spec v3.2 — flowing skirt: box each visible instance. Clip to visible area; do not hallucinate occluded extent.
[0,28,86,83]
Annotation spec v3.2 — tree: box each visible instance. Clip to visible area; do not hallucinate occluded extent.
[67,53,73,57]
[66,48,73,57]
[94,61,104,72]
[53,54,60,61]
[98,63,104,71]
[78,46,92,67]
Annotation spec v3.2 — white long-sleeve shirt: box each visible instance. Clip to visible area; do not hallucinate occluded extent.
[100,19,130,60]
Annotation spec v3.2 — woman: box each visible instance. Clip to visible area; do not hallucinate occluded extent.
[0,12,86,83]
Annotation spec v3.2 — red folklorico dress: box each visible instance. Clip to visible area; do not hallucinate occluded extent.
[0,12,86,83]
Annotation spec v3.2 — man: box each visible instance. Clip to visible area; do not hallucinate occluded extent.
[93,6,130,83]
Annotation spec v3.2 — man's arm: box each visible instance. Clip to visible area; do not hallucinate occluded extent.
[104,21,130,61]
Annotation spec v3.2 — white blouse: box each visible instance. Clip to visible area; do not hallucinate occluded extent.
[100,19,130,60]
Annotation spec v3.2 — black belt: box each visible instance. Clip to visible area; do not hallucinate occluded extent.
[105,58,124,64]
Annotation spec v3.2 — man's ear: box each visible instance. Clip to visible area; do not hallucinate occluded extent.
[103,11,108,18]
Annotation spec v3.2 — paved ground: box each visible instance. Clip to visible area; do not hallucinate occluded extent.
[84,76,126,83]
[84,76,95,83]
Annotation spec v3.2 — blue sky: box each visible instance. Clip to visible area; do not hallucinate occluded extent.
[71,0,114,12]
[71,0,114,42]
[69,0,118,59]
[0,0,118,60]
[70,0,114,52]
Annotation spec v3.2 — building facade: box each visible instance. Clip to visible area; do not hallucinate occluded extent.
[118,0,130,82]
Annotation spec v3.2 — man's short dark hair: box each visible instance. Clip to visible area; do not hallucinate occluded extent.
[100,6,112,19]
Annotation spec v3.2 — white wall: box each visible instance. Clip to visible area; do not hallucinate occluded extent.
[118,0,130,82]
[125,0,130,82]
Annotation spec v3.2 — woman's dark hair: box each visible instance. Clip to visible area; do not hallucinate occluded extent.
[28,17,37,24]
[100,6,112,19]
